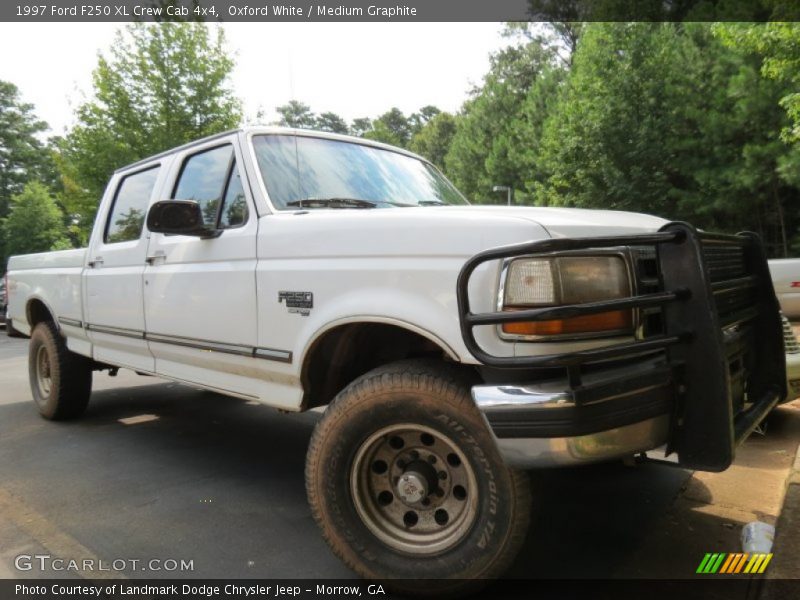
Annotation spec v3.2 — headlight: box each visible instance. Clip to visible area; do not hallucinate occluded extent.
[502,255,633,337]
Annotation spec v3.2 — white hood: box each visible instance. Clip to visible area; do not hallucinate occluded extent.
[437,205,669,239]
[261,205,670,261]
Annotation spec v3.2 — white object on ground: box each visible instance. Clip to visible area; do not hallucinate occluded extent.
[741,521,775,554]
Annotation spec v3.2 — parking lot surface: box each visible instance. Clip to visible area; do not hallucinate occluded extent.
[1,331,798,584]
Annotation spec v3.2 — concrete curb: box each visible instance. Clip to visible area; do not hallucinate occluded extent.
[759,442,800,599]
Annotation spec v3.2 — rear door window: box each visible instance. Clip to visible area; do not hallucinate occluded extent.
[105,166,160,244]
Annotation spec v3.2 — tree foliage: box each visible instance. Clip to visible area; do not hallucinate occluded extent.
[536,22,799,255]
[363,108,414,147]
[276,100,317,129]
[58,23,242,242]
[408,112,457,169]
[445,28,565,202]
[0,81,52,220]
[2,182,70,259]
[270,102,450,154]
[316,112,350,134]
[6,19,800,265]
[716,23,800,143]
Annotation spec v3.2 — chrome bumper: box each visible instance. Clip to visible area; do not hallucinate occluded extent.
[480,410,669,469]
[472,358,672,469]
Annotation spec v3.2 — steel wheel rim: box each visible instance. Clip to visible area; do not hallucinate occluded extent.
[350,423,479,555]
[35,344,52,399]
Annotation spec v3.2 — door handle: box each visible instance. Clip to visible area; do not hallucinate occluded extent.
[145,251,166,265]
[87,257,104,268]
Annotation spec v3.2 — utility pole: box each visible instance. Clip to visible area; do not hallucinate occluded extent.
[492,185,512,206]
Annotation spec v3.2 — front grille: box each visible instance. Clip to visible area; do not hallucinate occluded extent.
[702,243,746,282]
[632,239,759,337]
[632,246,664,339]
[701,240,759,327]
[458,222,785,471]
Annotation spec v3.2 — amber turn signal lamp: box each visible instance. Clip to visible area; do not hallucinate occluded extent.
[501,309,633,336]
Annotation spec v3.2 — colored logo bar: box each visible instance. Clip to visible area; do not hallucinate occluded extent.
[696,553,773,574]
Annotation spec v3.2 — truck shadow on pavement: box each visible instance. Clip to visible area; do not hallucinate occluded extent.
[4,381,793,582]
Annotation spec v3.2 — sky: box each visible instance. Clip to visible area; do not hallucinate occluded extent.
[0,22,507,136]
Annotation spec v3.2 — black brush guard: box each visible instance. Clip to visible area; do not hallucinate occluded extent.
[457,222,786,471]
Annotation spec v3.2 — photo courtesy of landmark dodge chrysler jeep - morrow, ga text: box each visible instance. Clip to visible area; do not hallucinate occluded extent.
[5,128,792,593]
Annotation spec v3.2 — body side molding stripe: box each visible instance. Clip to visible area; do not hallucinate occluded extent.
[86,324,144,339]
[82,323,292,363]
[57,317,83,328]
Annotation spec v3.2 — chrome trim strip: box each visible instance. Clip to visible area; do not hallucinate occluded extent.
[472,355,668,411]
[254,347,293,363]
[86,324,144,339]
[83,323,293,363]
[493,415,670,468]
[146,332,254,357]
[472,356,672,467]
[472,384,572,410]
[58,317,83,329]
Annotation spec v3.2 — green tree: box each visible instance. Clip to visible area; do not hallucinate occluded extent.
[408,112,457,169]
[350,117,373,137]
[0,81,52,220]
[716,23,800,142]
[2,182,70,260]
[537,23,799,256]
[408,105,441,136]
[445,28,564,202]
[276,100,317,129]
[315,111,349,134]
[58,23,242,242]
[364,108,413,147]
[537,23,692,214]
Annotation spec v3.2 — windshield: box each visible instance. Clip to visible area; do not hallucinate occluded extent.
[251,134,468,210]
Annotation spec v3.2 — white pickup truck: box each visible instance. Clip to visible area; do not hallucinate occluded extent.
[769,258,800,318]
[6,128,790,591]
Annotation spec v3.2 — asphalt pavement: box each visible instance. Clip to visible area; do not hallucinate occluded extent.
[0,329,796,584]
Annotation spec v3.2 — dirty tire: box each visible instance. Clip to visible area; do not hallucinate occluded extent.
[306,359,531,596]
[28,321,92,420]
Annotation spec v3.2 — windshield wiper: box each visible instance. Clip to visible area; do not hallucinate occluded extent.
[286,198,378,209]
[382,200,447,207]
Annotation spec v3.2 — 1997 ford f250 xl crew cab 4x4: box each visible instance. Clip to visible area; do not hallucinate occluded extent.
[6,128,790,591]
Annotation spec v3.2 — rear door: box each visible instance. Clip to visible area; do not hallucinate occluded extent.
[142,135,262,397]
[84,161,168,371]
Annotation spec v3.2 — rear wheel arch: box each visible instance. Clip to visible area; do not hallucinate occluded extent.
[26,297,56,329]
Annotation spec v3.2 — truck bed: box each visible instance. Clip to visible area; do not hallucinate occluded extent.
[8,248,87,271]
[7,248,88,338]
[769,258,800,318]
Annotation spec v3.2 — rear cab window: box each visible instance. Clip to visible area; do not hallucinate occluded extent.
[104,166,161,244]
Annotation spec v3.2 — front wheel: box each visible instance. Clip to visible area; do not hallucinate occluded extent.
[28,321,92,420]
[305,360,531,595]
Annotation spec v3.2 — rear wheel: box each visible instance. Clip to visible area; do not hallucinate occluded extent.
[306,360,531,595]
[28,321,92,420]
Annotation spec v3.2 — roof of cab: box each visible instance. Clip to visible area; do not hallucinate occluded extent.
[115,126,427,174]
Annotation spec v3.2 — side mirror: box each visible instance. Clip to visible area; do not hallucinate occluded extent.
[146,200,220,238]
